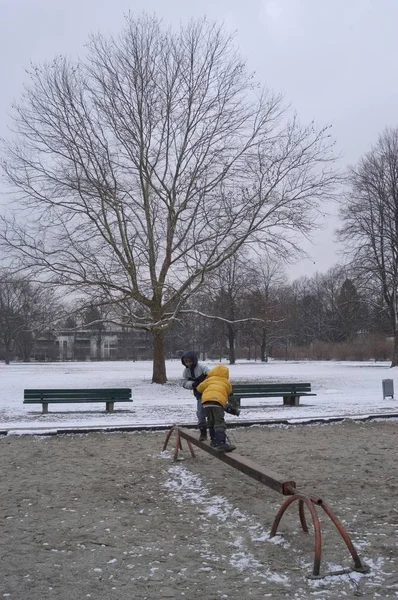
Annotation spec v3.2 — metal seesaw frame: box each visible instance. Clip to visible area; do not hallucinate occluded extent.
[163,425,370,579]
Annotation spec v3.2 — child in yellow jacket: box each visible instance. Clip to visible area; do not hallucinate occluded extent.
[196,364,236,452]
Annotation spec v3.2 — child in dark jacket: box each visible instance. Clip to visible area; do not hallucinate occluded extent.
[196,364,236,452]
[181,351,210,441]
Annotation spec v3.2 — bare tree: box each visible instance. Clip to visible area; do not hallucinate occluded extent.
[338,127,398,365]
[0,15,337,382]
[335,278,362,341]
[280,268,343,346]
[242,258,286,361]
[0,275,20,363]
[203,254,253,364]
[83,305,108,360]
[179,253,277,363]
[0,272,57,363]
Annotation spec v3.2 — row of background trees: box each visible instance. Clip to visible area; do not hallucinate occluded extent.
[0,254,393,365]
[0,15,398,378]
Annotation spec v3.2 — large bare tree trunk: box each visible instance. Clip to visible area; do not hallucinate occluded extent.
[391,329,398,367]
[260,328,268,362]
[152,330,167,383]
[4,346,11,365]
[227,325,236,365]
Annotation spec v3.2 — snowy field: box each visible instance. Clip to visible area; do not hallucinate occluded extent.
[0,358,397,431]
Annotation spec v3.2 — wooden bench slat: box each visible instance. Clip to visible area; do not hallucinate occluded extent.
[23,394,131,399]
[232,390,312,395]
[231,382,312,385]
[23,398,132,403]
[24,388,130,395]
[232,384,311,391]
[23,388,132,394]
[232,393,316,398]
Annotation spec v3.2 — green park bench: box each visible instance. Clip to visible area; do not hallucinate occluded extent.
[230,382,316,408]
[23,388,133,414]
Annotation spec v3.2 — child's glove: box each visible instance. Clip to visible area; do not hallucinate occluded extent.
[225,403,240,417]
[192,373,207,390]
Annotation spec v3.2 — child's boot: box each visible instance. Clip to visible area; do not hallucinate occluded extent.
[209,427,216,447]
[214,430,236,452]
[199,426,207,442]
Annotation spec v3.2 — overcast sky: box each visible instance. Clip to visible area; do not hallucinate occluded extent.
[1,0,398,279]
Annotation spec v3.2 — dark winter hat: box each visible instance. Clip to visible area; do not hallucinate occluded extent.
[181,351,198,366]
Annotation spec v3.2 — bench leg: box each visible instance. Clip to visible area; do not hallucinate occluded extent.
[283,396,300,407]
[106,401,114,413]
[42,403,48,414]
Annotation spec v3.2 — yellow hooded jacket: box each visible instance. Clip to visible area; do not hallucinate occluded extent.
[196,365,232,408]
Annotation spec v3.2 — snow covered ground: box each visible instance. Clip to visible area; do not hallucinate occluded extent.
[1,358,397,431]
[1,360,397,597]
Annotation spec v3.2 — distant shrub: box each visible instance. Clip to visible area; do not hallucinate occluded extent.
[270,335,393,361]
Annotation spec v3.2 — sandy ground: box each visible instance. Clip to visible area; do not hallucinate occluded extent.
[0,420,397,600]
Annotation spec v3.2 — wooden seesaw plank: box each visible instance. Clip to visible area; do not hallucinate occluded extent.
[166,426,296,496]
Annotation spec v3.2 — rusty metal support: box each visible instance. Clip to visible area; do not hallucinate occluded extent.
[270,491,370,578]
[319,501,369,574]
[270,493,322,576]
[163,425,369,579]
